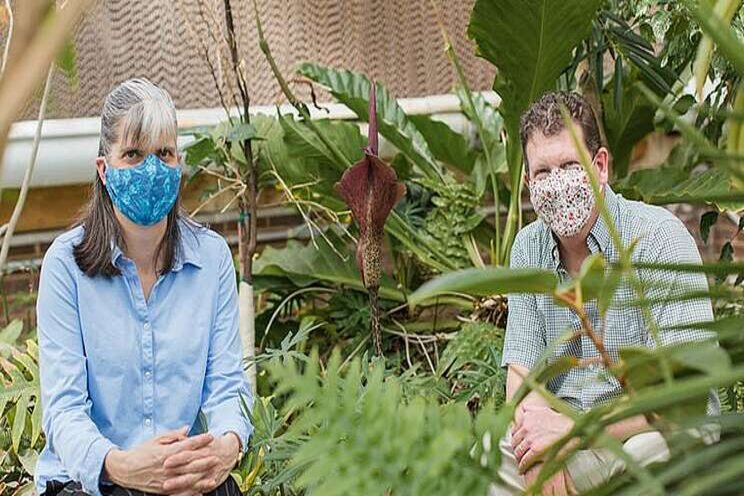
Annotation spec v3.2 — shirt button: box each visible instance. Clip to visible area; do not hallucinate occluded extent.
[145,417,152,426]
[144,371,152,379]
[143,322,151,331]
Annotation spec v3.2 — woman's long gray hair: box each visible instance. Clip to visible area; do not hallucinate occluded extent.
[73,78,186,277]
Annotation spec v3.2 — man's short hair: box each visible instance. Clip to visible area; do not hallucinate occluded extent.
[519,91,602,166]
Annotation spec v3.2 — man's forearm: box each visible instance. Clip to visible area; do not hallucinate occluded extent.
[507,364,550,406]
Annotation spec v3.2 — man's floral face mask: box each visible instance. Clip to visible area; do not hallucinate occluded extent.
[528,166,596,238]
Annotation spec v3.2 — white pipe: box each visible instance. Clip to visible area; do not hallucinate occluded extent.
[2,92,500,188]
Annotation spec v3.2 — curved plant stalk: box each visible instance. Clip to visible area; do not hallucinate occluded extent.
[683,0,744,79]
[692,0,742,101]
[221,0,259,393]
[0,64,54,274]
[0,0,13,75]
[252,0,350,170]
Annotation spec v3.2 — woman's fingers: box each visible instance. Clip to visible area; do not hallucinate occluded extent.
[156,426,189,445]
[164,446,210,469]
[166,454,220,475]
[163,470,212,494]
[167,433,214,456]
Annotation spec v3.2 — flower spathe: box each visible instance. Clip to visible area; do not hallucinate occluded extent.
[335,81,406,289]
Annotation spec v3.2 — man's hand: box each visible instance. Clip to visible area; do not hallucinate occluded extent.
[523,462,576,496]
[162,432,241,494]
[104,428,215,494]
[511,403,574,473]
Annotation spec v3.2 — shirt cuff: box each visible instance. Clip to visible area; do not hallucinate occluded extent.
[500,346,541,370]
[81,436,117,496]
[209,421,253,453]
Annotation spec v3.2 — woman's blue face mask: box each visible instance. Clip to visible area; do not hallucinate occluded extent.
[104,153,182,226]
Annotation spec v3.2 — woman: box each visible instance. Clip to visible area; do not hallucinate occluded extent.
[35,78,252,496]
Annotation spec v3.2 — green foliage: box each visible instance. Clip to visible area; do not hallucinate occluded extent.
[253,230,404,302]
[297,63,442,181]
[265,351,502,496]
[417,176,483,270]
[437,322,506,407]
[0,322,43,495]
[409,267,558,306]
[468,0,602,132]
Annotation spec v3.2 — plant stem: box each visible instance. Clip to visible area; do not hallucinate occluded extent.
[369,287,383,356]
[1,0,13,76]
[431,0,503,264]
[223,0,258,392]
[251,0,352,170]
[0,64,53,274]
[554,289,627,390]
[499,134,524,266]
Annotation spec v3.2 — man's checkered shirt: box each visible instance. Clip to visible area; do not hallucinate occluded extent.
[502,185,720,414]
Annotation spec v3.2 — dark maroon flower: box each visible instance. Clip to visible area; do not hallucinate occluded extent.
[335,82,406,289]
[335,81,405,355]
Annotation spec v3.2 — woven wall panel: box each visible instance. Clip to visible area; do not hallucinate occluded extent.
[17,0,495,120]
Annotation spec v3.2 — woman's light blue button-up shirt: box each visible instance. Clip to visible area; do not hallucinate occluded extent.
[34,221,253,496]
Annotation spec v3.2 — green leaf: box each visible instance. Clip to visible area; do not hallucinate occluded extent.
[0,320,23,357]
[614,167,744,211]
[253,231,405,302]
[408,114,476,173]
[576,253,606,303]
[605,17,677,96]
[683,0,744,77]
[700,211,719,245]
[182,136,220,168]
[12,394,29,453]
[297,63,442,180]
[0,343,42,453]
[615,341,729,421]
[602,82,656,179]
[385,211,458,273]
[279,115,363,176]
[408,267,558,306]
[468,0,602,130]
[56,38,77,86]
[223,122,260,143]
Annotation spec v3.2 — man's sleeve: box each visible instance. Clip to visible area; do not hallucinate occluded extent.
[638,218,720,415]
[501,232,546,369]
[201,239,254,450]
[639,218,715,347]
[37,243,117,496]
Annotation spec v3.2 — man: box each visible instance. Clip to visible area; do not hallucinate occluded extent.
[491,92,718,495]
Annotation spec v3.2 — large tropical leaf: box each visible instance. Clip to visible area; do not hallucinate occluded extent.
[614,167,744,211]
[408,114,476,174]
[0,320,23,358]
[602,79,656,179]
[468,0,603,131]
[279,115,364,175]
[253,231,405,302]
[297,63,442,180]
[408,267,558,306]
